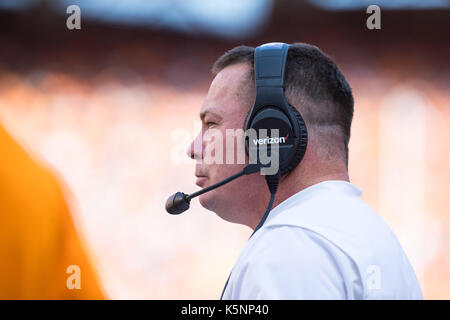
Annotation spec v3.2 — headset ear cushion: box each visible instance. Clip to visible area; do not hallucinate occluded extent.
[243,109,252,155]
[280,105,308,175]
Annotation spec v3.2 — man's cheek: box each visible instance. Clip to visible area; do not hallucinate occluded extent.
[225,128,247,165]
[203,128,225,165]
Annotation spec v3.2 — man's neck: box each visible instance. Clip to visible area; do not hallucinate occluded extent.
[248,169,349,230]
[274,170,349,210]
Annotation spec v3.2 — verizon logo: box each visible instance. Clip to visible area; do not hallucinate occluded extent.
[253,134,289,145]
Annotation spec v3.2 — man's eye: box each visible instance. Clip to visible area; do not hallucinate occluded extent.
[205,121,216,128]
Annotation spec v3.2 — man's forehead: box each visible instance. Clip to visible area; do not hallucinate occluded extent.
[200,63,251,117]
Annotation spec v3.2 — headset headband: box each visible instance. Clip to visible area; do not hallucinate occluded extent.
[249,42,291,119]
[254,42,289,88]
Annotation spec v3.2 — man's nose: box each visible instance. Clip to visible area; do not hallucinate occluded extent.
[186,132,203,160]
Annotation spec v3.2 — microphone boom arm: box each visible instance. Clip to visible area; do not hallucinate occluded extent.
[165,164,261,215]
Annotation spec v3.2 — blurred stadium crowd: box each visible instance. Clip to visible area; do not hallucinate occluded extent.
[0,1,449,299]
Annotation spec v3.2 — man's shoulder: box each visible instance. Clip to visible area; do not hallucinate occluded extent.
[227,225,355,299]
[239,193,423,299]
[263,189,398,259]
[241,224,354,273]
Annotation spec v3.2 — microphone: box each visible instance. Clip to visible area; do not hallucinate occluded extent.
[165,164,262,215]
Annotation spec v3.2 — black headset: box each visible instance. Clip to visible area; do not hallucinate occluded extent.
[244,42,308,178]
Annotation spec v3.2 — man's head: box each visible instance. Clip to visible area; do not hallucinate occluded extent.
[187,43,354,229]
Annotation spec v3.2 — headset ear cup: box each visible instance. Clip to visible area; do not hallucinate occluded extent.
[280,105,308,175]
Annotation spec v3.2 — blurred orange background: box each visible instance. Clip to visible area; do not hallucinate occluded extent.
[0,1,448,299]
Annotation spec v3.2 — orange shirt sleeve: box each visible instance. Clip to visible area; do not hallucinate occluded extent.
[0,124,105,299]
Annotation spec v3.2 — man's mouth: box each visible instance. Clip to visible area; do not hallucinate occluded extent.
[195,175,208,187]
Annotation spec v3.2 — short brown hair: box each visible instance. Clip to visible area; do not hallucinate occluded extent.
[212,43,354,168]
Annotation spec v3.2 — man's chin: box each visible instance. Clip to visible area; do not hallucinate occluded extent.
[199,193,240,224]
[198,193,215,212]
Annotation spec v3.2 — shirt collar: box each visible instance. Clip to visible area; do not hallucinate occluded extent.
[264,180,363,225]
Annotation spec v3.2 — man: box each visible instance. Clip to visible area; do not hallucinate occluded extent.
[0,123,105,299]
[186,43,422,299]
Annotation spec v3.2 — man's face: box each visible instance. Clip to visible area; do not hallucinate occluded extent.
[186,63,264,223]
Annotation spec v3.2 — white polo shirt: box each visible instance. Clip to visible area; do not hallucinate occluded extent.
[221,180,423,299]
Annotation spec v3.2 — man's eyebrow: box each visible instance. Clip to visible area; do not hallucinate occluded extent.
[199,110,222,121]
